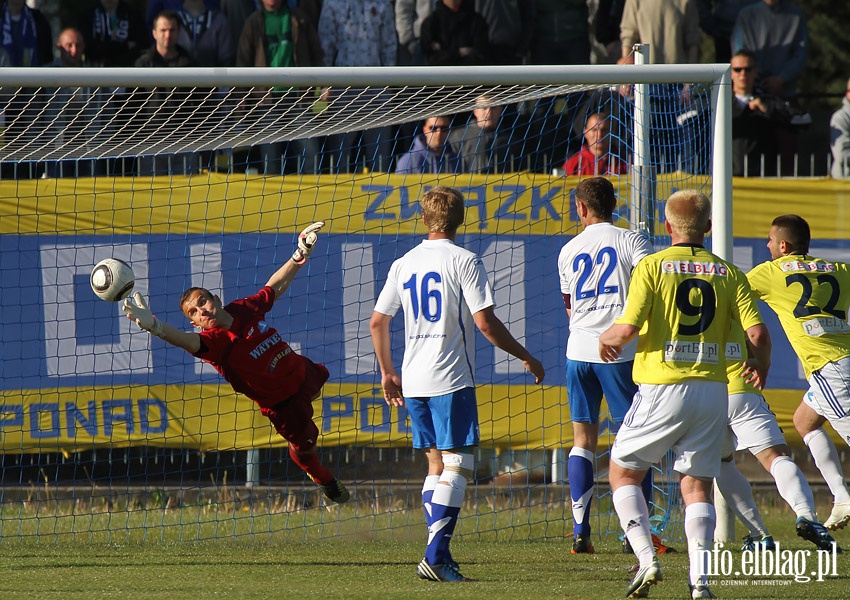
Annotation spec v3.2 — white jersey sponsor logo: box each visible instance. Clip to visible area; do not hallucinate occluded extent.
[662,261,728,276]
[780,260,837,273]
[802,317,850,337]
[664,341,719,364]
[725,342,743,361]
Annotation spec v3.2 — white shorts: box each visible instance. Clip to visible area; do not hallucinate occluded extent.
[612,380,727,479]
[804,356,850,446]
[723,392,787,457]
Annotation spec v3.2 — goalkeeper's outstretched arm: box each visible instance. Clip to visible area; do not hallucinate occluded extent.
[123,292,201,354]
[265,221,326,301]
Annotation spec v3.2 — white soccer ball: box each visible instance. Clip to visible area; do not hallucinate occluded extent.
[90,258,135,302]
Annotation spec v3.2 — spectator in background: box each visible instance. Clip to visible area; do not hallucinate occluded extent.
[41,28,105,178]
[236,0,323,68]
[396,0,433,65]
[450,95,515,173]
[619,0,701,66]
[223,0,321,47]
[86,0,148,67]
[136,10,195,67]
[420,0,490,67]
[135,11,199,176]
[730,49,796,176]
[829,78,850,180]
[236,0,323,175]
[1,0,53,67]
[732,0,807,174]
[696,0,758,62]
[619,0,703,173]
[48,27,86,68]
[731,0,807,100]
[395,115,463,175]
[319,0,397,173]
[564,112,628,176]
[475,0,532,65]
[177,0,234,66]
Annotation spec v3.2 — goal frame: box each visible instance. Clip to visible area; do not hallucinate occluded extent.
[0,60,733,257]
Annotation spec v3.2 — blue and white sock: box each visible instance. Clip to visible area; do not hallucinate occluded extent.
[568,447,595,538]
[424,471,466,566]
[422,475,440,527]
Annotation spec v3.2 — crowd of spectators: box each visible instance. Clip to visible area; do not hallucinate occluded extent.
[2,0,847,178]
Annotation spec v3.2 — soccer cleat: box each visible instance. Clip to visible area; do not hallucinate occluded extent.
[796,517,842,553]
[416,557,471,582]
[622,534,674,556]
[689,581,716,599]
[741,534,775,552]
[571,535,595,554]
[651,534,676,554]
[625,557,662,598]
[321,479,350,504]
[824,502,850,531]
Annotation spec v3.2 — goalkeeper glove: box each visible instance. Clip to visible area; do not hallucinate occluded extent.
[291,220,325,265]
[123,292,165,338]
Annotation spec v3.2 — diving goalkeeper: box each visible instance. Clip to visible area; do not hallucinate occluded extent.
[122,222,349,504]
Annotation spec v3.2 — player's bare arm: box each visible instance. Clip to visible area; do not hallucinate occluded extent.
[742,323,771,390]
[266,221,326,300]
[369,310,405,406]
[123,292,201,354]
[265,259,303,300]
[472,307,545,383]
[598,323,639,362]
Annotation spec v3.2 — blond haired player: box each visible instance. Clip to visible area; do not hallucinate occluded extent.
[747,214,850,532]
[599,190,771,599]
[370,186,545,582]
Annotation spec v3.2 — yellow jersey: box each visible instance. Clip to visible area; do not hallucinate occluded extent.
[725,320,759,395]
[617,244,763,385]
[747,255,850,378]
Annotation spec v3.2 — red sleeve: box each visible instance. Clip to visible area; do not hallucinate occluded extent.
[565,153,580,175]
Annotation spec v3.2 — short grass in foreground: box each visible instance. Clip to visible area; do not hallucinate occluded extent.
[1,510,848,599]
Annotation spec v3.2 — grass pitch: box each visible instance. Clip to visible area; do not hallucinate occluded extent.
[1,505,848,599]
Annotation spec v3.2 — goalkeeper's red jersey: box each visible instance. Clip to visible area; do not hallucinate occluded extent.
[194,286,307,408]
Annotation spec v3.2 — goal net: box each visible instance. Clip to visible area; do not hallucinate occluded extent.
[0,60,730,544]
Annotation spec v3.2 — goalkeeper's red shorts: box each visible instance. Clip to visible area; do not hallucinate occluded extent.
[260,356,329,452]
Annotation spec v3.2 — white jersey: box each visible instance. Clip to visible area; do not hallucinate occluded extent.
[558,222,653,362]
[374,238,494,396]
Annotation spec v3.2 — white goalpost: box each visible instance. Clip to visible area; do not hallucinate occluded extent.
[0,60,732,543]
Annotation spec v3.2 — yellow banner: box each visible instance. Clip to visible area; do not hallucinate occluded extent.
[3,173,849,451]
[0,383,811,451]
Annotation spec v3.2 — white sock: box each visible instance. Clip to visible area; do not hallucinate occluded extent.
[715,461,768,536]
[613,485,654,567]
[770,455,817,520]
[432,470,466,508]
[804,428,850,503]
[685,502,715,587]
